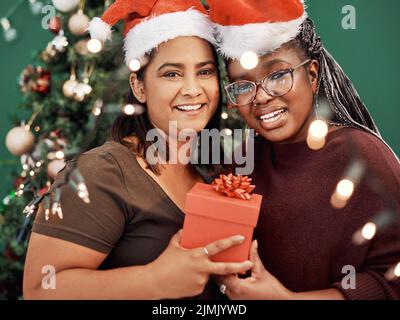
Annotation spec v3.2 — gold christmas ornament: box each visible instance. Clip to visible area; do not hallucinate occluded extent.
[5,126,35,156]
[68,9,90,36]
[74,39,89,55]
[52,0,79,13]
[63,65,78,98]
[63,79,79,97]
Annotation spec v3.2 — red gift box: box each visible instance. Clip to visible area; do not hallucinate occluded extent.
[180,182,262,262]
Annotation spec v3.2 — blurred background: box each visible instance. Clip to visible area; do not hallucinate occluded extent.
[0,0,399,299]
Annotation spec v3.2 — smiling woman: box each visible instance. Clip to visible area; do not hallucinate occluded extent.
[114,35,224,175]
[22,0,253,300]
[226,57,313,142]
[208,0,400,300]
[129,37,220,145]
[227,51,318,144]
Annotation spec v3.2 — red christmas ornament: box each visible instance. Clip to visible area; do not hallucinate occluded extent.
[13,176,25,189]
[211,173,256,200]
[35,69,51,94]
[20,65,51,94]
[49,129,62,139]
[49,16,62,34]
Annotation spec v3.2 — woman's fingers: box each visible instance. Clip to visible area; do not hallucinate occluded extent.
[216,274,246,298]
[204,235,246,257]
[249,239,263,274]
[170,229,183,246]
[198,235,251,275]
[210,260,253,275]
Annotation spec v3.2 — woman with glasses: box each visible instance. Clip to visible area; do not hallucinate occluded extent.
[225,58,313,142]
[209,0,400,299]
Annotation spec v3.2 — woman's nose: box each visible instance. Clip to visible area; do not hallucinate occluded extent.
[180,76,202,97]
[254,84,274,106]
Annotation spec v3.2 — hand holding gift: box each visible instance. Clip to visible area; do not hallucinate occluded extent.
[215,240,293,300]
[149,229,254,299]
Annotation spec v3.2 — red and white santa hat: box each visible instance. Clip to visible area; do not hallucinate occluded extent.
[88,0,215,68]
[208,0,307,60]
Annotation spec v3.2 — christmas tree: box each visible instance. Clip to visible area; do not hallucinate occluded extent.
[0,0,128,299]
[0,0,242,299]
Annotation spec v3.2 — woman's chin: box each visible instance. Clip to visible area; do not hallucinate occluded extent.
[178,116,214,132]
[256,122,294,143]
[177,120,209,134]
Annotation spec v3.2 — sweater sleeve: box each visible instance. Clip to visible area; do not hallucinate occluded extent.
[331,130,400,300]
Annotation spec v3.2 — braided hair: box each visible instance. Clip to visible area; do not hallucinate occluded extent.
[290,18,382,138]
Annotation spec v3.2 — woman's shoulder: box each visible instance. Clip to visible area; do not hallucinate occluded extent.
[52,140,137,191]
[328,126,399,163]
[74,140,135,172]
[80,139,133,160]
[328,126,400,189]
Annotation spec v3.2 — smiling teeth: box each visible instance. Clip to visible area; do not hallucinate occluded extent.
[260,109,286,122]
[177,104,202,111]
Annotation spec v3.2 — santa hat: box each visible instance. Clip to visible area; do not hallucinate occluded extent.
[208,0,307,60]
[88,0,215,67]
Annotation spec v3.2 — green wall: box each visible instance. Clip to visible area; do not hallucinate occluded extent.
[0,0,399,196]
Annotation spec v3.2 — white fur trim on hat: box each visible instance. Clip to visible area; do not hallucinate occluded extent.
[123,9,215,65]
[88,17,112,42]
[214,12,308,60]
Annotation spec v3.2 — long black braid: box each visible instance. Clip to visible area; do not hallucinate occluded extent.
[295,18,382,137]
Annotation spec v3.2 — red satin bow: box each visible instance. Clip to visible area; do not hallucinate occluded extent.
[211,174,256,200]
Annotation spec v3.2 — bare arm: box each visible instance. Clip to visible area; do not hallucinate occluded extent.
[23,233,160,299]
[24,231,253,300]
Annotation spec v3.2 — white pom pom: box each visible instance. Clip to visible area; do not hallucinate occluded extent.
[88,17,112,42]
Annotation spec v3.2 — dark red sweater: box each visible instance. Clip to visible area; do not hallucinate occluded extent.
[252,127,400,299]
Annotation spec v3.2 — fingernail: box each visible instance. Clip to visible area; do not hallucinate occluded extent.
[245,260,253,267]
[254,239,258,249]
[233,235,245,242]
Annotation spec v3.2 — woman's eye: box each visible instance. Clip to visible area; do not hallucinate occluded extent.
[269,71,287,81]
[198,69,215,76]
[163,71,181,78]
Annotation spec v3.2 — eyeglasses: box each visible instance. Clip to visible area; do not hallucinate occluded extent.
[224,59,311,107]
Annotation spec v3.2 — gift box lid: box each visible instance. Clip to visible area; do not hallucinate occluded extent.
[184,182,262,227]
